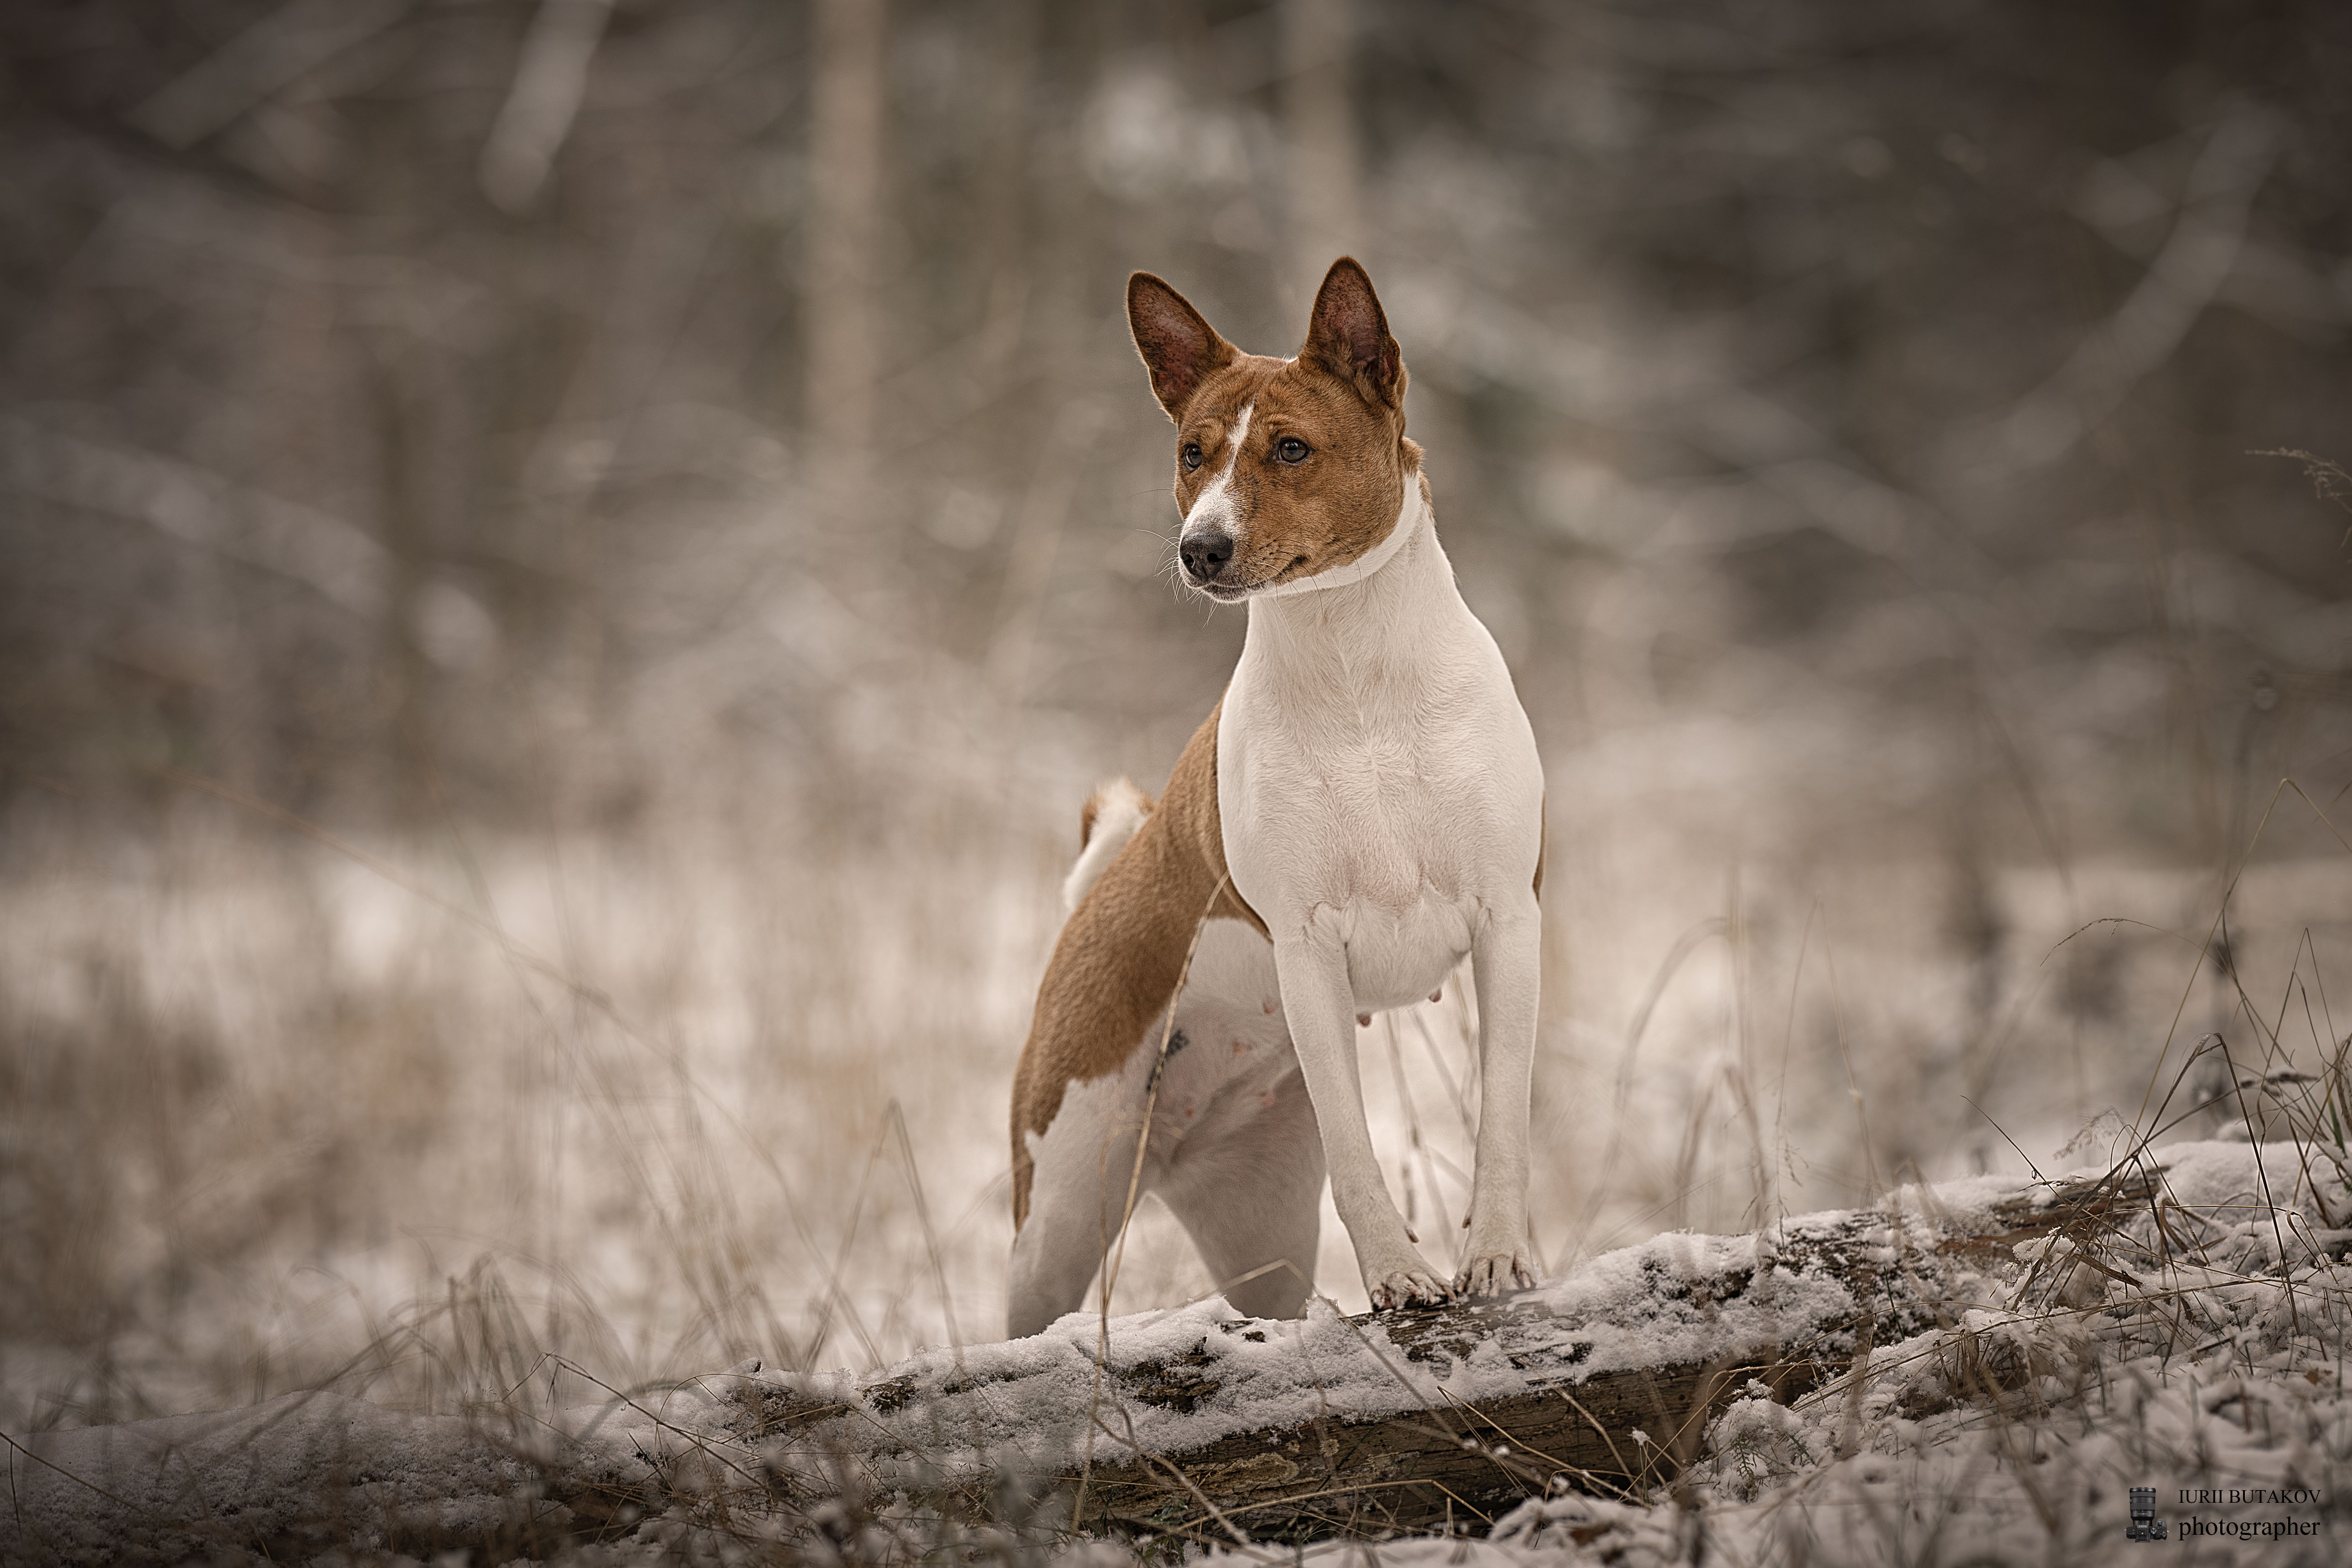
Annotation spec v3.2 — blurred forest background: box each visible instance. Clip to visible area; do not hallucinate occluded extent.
[2,0,2348,1433]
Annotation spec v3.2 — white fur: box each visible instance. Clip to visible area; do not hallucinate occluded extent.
[1061,778,1150,914]
[1007,918,1321,1338]
[1179,403,1252,541]
[1216,477,1545,1308]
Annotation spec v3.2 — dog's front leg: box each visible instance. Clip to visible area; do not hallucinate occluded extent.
[1275,930,1453,1310]
[1459,904,1541,1297]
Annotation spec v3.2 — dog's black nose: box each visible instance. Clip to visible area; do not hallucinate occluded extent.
[1180,529,1233,583]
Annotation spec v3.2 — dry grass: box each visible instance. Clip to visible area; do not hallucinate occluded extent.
[0,786,1056,1433]
[1,761,2347,1561]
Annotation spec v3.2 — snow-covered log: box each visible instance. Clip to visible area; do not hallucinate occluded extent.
[727,1165,2157,1542]
[1,1167,2161,1562]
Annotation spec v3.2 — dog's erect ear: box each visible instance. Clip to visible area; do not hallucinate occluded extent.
[1128,273,1237,423]
[1302,257,1405,411]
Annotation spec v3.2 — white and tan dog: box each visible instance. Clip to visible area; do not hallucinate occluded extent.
[1006,259,1544,1337]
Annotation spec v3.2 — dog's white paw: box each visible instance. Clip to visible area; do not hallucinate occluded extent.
[1454,1249,1540,1300]
[1368,1268,1457,1312]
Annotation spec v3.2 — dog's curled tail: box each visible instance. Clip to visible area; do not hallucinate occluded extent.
[1061,777,1152,913]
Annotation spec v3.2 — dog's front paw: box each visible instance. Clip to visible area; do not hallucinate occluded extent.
[1454,1249,1540,1300]
[1368,1268,1457,1312]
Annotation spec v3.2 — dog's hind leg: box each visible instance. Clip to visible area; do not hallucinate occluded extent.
[1005,1063,1158,1338]
[1157,1069,1324,1320]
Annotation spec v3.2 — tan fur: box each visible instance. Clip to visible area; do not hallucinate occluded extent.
[1128,262,1426,601]
[1009,703,1264,1228]
[1076,788,1129,850]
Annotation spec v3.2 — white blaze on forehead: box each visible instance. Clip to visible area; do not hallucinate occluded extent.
[1182,403,1253,533]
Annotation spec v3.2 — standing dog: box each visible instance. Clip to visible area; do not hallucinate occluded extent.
[1006,259,1544,1337]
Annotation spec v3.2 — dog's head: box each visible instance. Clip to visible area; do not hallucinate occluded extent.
[1127,258,1422,602]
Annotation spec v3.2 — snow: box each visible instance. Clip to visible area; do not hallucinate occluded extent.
[8,1141,2347,1565]
[3,1390,597,1563]
[742,1295,1442,1474]
[1520,1226,1854,1377]
[720,1219,1858,1483]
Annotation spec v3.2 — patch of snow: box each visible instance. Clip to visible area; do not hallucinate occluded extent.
[3,1390,600,1564]
[12,1144,2348,1565]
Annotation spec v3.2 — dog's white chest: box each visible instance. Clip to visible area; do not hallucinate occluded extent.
[1215,498,1542,1012]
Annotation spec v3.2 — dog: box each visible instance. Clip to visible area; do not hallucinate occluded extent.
[1006,258,1545,1337]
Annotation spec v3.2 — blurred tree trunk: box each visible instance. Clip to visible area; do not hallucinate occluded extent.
[362,98,439,823]
[1283,0,1362,303]
[370,366,432,820]
[974,0,1037,400]
[806,0,887,533]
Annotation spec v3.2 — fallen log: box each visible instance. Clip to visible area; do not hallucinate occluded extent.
[725,1165,2159,1544]
[3,1165,2162,1562]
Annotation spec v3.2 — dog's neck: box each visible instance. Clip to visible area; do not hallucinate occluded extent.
[1240,471,1459,681]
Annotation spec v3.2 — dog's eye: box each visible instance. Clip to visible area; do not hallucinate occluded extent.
[1182,442,1204,471]
[1275,436,1311,464]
